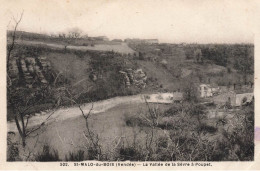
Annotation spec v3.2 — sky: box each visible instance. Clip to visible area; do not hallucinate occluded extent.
[3,0,259,43]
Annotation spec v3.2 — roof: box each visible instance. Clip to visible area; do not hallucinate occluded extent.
[200,84,219,89]
[200,84,211,87]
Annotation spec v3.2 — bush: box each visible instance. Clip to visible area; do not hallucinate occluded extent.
[163,104,182,116]
[157,136,168,148]
[65,150,85,161]
[35,145,60,161]
[124,115,149,127]
[157,117,175,130]
[87,147,100,160]
[118,146,143,161]
[197,123,218,134]
[199,139,230,161]
[7,139,20,161]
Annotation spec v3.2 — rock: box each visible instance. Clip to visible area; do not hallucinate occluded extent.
[119,68,147,88]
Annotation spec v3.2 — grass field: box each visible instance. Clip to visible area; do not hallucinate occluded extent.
[14,40,136,55]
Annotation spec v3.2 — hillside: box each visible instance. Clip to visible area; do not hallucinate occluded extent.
[7,31,254,121]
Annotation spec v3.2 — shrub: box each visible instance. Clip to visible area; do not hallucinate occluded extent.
[157,136,168,148]
[35,145,60,161]
[87,147,100,160]
[124,115,149,127]
[163,104,182,116]
[216,117,227,126]
[65,150,85,161]
[197,123,218,134]
[157,117,175,130]
[7,139,20,161]
[118,146,143,161]
[144,95,151,100]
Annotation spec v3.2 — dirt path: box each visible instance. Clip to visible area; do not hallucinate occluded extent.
[7,93,177,132]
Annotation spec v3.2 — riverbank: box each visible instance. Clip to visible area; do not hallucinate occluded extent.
[8,92,180,132]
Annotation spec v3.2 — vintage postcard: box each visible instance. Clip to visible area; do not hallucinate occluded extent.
[0,0,260,170]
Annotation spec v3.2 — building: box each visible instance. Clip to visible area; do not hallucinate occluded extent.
[235,93,254,106]
[212,90,254,107]
[111,39,123,42]
[91,36,109,41]
[199,84,219,98]
[124,38,142,44]
[144,39,159,44]
[99,36,109,41]
[124,38,159,44]
[212,91,236,106]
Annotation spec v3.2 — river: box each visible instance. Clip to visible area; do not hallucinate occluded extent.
[7,92,182,132]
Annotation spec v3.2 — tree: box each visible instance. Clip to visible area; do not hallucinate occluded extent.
[68,27,82,39]
[7,11,24,85]
[194,49,203,63]
[7,12,55,148]
[58,27,83,50]
[7,86,55,147]
[234,47,254,84]
[182,76,199,103]
[62,87,102,160]
[58,32,66,38]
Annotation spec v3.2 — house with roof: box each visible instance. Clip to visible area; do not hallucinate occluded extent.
[199,84,220,98]
[211,84,254,107]
[235,92,254,106]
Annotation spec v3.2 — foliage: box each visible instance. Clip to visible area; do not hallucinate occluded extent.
[163,103,183,116]
[123,98,254,161]
[201,46,229,66]
[7,137,20,161]
[181,76,199,103]
[35,145,60,161]
[124,114,148,127]
[65,150,85,161]
[196,123,218,134]
[117,146,144,161]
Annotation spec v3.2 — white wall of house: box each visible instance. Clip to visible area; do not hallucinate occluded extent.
[200,84,213,98]
[235,93,254,106]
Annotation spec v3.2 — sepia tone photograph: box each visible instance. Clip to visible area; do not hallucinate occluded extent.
[2,0,259,168]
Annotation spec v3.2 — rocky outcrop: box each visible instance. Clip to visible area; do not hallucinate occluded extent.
[119,71,130,87]
[8,56,51,88]
[38,56,51,71]
[119,68,147,88]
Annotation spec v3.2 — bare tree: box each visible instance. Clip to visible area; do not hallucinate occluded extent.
[7,11,23,86]
[65,88,103,160]
[7,12,56,148]
[140,97,160,160]
[7,11,23,69]
[8,86,56,147]
[68,27,82,39]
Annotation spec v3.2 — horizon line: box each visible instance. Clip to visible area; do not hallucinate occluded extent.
[7,29,254,45]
